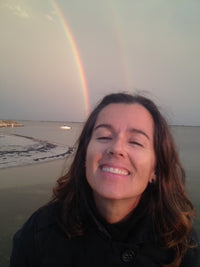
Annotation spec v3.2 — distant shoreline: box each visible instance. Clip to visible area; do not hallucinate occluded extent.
[0,120,24,128]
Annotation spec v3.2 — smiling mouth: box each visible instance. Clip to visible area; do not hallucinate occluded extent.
[100,166,130,176]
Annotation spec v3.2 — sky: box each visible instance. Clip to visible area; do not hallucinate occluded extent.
[0,0,200,125]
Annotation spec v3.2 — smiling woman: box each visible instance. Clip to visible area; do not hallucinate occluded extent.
[10,93,200,267]
[86,104,156,224]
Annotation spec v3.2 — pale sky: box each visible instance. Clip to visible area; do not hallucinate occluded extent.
[0,0,200,125]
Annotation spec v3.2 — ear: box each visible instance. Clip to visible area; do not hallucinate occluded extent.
[149,170,156,184]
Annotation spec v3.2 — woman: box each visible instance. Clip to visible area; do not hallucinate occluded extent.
[11,93,200,266]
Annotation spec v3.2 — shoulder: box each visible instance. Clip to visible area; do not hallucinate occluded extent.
[10,202,60,266]
[16,201,59,236]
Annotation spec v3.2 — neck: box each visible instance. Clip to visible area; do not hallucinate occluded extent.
[93,194,141,224]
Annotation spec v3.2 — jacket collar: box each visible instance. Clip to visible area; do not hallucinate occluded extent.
[83,190,158,245]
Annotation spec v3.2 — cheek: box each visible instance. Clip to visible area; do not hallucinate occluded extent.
[85,148,98,190]
[86,142,104,183]
[130,151,156,176]
[86,141,103,164]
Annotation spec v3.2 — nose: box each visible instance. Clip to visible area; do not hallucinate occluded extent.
[106,138,125,157]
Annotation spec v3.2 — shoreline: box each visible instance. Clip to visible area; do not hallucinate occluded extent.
[0,156,68,170]
[0,133,74,169]
[0,149,73,170]
[0,120,24,128]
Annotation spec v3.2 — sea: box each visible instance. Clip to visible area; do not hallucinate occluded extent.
[0,121,199,266]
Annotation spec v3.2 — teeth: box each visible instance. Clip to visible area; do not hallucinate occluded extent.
[101,166,129,176]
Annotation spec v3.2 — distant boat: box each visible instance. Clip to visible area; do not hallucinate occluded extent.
[60,125,71,130]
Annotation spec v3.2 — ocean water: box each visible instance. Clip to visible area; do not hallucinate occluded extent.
[0,121,199,266]
[171,126,200,235]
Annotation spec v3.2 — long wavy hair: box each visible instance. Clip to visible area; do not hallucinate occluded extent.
[53,93,195,267]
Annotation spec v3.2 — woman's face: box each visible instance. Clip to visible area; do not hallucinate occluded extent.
[86,103,156,206]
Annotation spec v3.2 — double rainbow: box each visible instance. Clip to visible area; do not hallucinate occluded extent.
[52,0,90,116]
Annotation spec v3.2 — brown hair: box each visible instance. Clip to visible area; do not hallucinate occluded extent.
[53,93,195,267]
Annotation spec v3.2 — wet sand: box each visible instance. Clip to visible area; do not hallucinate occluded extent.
[0,159,68,267]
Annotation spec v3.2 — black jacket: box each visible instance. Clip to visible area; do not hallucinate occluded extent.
[11,202,200,267]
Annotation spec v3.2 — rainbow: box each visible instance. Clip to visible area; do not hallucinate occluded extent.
[51,0,90,116]
[106,2,132,91]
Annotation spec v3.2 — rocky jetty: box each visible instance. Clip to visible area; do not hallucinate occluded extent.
[0,120,24,128]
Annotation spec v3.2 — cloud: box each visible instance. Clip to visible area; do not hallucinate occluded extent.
[44,9,58,23]
[4,3,30,18]
[45,14,55,23]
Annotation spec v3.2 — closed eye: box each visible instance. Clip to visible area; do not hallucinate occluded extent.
[97,136,112,140]
[129,141,143,147]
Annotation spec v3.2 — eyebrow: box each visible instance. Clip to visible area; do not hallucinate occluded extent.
[94,124,150,140]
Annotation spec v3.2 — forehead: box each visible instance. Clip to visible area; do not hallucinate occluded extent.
[95,103,154,136]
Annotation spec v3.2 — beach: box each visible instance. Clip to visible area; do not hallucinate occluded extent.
[0,120,82,267]
[0,159,69,267]
[0,122,199,267]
